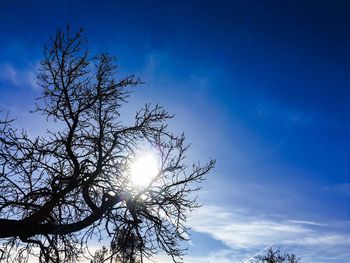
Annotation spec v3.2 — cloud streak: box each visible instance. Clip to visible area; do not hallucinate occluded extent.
[187,205,350,262]
[0,63,38,89]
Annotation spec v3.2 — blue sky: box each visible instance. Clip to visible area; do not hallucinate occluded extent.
[1,0,350,262]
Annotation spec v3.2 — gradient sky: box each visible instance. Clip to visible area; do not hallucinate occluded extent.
[0,1,350,262]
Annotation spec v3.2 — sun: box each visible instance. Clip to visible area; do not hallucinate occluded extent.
[129,153,159,187]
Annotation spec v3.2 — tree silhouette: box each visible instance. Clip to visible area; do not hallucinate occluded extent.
[0,26,214,263]
[252,248,300,263]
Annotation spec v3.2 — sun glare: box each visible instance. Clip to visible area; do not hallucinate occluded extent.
[129,153,159,187]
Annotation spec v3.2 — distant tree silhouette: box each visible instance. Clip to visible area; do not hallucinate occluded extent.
[252,247,300,263]
[0,26,214,263]
[91,231,141,263]
[91,245,141,263]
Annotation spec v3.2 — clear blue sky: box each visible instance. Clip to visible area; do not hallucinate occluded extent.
[0,1,350,262]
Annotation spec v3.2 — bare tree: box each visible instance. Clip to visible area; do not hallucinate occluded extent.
[0,26,215,263]
[252,248,300,263]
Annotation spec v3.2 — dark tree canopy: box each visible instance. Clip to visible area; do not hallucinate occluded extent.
[252,248,301,263]
[0,27,214,263]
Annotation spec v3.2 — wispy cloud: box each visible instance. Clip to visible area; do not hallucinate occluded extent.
[334,183,350,196]
[253,100,324,128]
[187,205,350,262]
[0,63,38,89]
[249,91,342,130]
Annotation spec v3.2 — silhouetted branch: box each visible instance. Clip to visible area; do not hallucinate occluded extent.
[0,26,214,263]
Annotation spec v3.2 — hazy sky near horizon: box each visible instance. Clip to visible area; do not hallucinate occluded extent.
[0,1,350,262]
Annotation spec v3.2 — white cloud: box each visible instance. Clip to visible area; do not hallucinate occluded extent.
[0,63,38,89]
[144,250,246,263]
[187,205,350,262]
